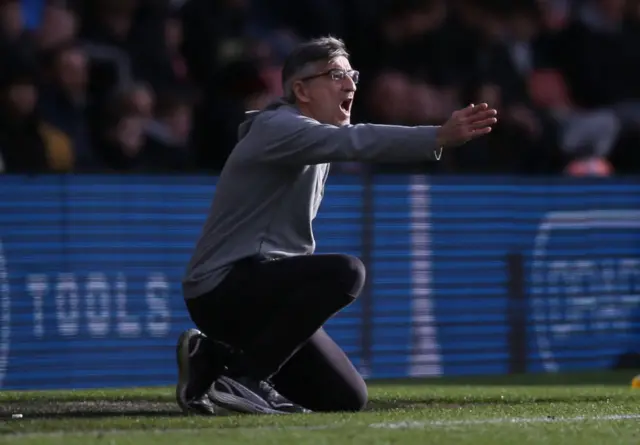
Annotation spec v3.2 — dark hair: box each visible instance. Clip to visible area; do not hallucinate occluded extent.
[281,36,349,102]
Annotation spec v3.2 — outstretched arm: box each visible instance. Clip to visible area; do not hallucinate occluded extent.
[238,103,497,166]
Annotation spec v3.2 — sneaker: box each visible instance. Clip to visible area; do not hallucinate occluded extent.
[253,379,312,414]
[209,375,311,415]
[183,395,223,415]
[176,328,221,415]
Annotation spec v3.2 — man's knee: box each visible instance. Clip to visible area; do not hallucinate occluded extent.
[330,254,366,298]
[321,378,368,412]
[341,379,368,412]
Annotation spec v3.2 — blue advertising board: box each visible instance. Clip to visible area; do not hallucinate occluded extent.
[423,177,640,377]
[0,175,639,390]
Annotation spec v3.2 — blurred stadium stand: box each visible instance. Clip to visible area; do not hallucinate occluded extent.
[0,0,639,175]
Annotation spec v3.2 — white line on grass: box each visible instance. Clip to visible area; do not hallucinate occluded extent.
[3,413,640,440]
[369,414,640,429]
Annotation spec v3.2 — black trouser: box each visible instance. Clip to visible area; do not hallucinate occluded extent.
[186,253,368,412]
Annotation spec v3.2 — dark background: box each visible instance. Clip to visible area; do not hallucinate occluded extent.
[1,0,640,176]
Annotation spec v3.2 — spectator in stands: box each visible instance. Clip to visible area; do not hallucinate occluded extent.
[0,0,38,73]
[554,0,640,171]
[556,0,640,115]
[97,88,194,173]
[500,1,621,171]
[362,0,462,126]
[565,156,614,177]
[93,82,155,171]
[0,0,21,40]
[39,41,100,170]
[97,81,194,172]
[140,92,195,172]
[0,61,73,172]
[98,107,147,172]
[352,0,467,173]
[36,0,77,52]
[0,0,637,175]
[80,0,137,50]
[180,0,301,171]
[117,82,156,121]
[0,0,30,53]
[130,6,192,94]
[449,0,562,174]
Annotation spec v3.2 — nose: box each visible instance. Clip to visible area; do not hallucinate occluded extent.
[343,74,357,92]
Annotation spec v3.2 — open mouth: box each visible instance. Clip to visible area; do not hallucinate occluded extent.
[340,99,353,114]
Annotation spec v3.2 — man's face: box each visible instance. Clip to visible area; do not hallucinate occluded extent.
[166,105,192,144]
[0,1,23,40]
[164,18,183,53]
[296,56,357,127]
[57,48,88,93]
[130,87,155,119]
[7,83,37,116]
[39,6,77,50]
[115,115,145,157]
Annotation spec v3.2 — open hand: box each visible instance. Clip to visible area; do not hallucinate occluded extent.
[436,103,498,147]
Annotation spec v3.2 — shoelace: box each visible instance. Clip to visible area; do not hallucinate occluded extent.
[258,380,281,402]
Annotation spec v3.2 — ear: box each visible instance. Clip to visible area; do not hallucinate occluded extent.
[292,80,311,104]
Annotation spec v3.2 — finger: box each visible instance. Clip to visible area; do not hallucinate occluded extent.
[464,103,489,116]
[471,117,498,128]
[455,103,476,118]
[465,109,497,122]
[471,103,489,112]
[470,127,493,137]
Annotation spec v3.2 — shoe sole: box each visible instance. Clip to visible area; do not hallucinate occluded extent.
[209,389,286,415]
[175,328,202,414]
[209,377,289,415]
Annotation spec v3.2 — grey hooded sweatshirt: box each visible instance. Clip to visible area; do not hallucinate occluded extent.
[182,99,440,300]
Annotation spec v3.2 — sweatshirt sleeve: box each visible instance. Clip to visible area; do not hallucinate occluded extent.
[238,109,443,165]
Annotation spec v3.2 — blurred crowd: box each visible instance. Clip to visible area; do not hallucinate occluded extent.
[1,0,640,175]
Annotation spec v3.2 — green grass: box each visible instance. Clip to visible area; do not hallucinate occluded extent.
[2,371,640,444]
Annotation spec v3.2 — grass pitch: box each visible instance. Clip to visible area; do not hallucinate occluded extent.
[1,371,640,445]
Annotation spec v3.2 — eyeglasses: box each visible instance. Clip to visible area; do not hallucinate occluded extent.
[300,69,360,85]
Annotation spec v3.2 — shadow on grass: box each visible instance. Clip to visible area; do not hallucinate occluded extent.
[366,394,620,411]
[0,394,623,420]
[1,410,187,420]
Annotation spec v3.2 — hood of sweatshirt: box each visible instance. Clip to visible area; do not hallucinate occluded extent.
[237,98,297,142]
